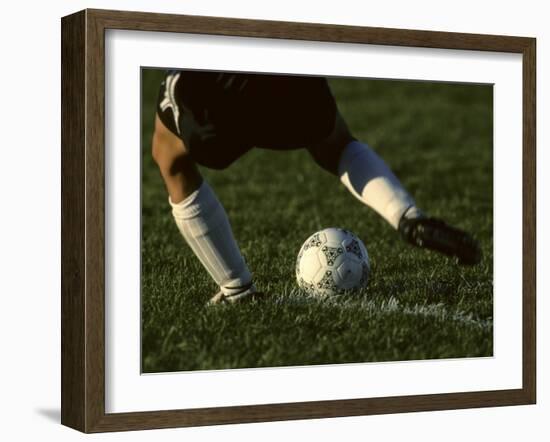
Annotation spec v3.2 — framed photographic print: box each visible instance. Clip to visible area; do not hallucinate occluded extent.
[61,8,536,433]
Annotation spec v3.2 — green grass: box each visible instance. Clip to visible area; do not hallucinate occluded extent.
[141,69,493,372]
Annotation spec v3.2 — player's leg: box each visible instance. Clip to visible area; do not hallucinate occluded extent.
[152,113,258,303]
[152,114,202,201]
[307,111,481,265]
[308,111,421,228]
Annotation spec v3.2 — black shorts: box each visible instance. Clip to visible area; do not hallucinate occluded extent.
[156,70,338,169]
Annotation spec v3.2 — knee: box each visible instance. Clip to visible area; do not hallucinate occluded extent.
[152,130,174,171]
[152,136,194,178]
[152,125,203,200]
[152,117,192,177]
[151,131,165,168]
[308,112,355,175]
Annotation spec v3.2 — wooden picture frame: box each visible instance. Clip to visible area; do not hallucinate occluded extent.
[61,8,536,433]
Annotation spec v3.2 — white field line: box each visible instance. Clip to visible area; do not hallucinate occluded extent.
[275,293,493,330]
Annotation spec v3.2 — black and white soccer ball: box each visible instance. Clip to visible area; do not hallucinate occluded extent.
[296,228,370,297]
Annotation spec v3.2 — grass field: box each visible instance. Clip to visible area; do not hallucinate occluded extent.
[141,69,493,373]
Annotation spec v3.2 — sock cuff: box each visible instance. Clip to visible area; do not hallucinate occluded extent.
[169,180,219,220]
[337,140,369,177]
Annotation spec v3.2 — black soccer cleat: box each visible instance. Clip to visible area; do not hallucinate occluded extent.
[398,216,482,266]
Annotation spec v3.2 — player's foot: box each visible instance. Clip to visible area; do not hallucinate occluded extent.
[208,288,265,305]
[398,215,482,265]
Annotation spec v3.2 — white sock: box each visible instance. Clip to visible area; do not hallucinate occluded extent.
[338,140,421,229]
[170,181,255,298]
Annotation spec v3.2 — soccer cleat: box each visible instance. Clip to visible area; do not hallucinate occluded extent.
[208,286,265,305]
[398,216,482,265]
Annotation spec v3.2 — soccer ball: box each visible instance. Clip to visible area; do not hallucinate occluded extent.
[296,227,370,297]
